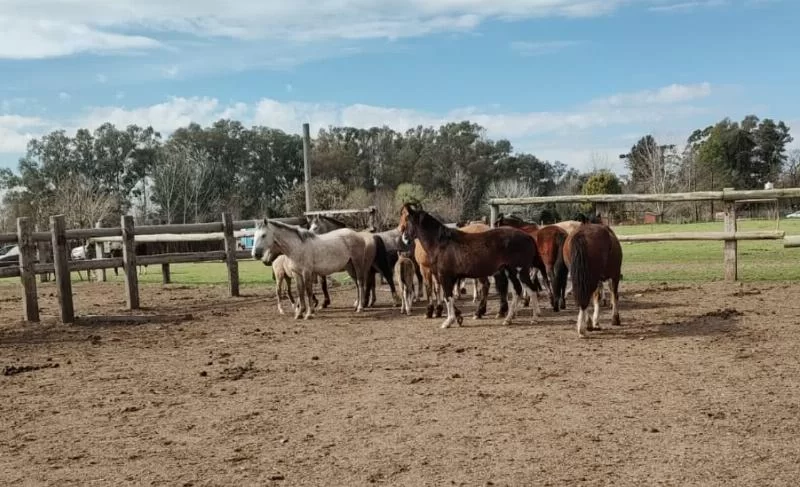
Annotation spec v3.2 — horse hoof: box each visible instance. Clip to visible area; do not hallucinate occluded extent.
[502,319,512,326]
[612,315,621,327]
[457,316,464,325]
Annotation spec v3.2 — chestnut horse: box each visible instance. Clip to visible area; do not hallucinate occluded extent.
[399,203,543,328]
[562,222,622,337]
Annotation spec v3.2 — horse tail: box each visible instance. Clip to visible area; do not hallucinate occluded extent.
[569,232,593,310]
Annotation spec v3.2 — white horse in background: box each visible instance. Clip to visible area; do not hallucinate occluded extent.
[251,219,373,319]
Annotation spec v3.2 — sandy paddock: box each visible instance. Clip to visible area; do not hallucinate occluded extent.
[2,279,800,486]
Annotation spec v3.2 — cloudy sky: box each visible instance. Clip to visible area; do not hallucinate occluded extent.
[1,0,798,173]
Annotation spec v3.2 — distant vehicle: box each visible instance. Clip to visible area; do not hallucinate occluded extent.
[787,210,800,219]
[0,245,19,267]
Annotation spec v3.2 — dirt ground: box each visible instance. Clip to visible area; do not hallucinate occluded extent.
[2,278,800,486]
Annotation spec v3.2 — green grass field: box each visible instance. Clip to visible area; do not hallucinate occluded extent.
[2,219,798,287]
[613,218,800,282]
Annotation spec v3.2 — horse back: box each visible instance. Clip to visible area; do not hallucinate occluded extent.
[565,223,621,278]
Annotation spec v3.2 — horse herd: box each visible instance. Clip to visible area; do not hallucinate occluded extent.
[251,203,623,338]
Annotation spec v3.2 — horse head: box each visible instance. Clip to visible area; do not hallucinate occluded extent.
[307,215,323,234]
[398,202,423,245]
[251,218,280,264]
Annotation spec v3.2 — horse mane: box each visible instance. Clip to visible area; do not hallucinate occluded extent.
[269,219,317,242]
[319,214,348,228]
[419,210,456,242]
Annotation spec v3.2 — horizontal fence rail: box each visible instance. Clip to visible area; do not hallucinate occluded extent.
[489,187,800,206]
[616,231,786,242]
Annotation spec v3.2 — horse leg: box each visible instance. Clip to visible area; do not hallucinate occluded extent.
[576,306,590,338]
[494,270,509,319]
[503,269,523,326]
[276,273,286,315]
[517,267,542,324]
[473,277,490,319]
[610,276,621,327]
[364,268,376,308]
[415,264,424,301]
[601,280,609,307]
[588,285,602,331]
[345,263,363,312]
[303,272,315,320]
[438,275,462,329]
[434,276,445,318]
[294,272,306,320]
[422,267,434,318]
[319,274,330,308]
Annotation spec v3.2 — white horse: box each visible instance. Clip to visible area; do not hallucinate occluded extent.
[252,219,373,319]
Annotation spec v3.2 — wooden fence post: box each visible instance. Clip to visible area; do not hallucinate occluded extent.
[368,206,377,231]
[50,215,74,323]
[121,215,140,309]
[222,212,240,297]
[490,204,498,227]
[723,188,737,281]
[17,217,40,322]
[161,263,171,284]
[94,221,107,282]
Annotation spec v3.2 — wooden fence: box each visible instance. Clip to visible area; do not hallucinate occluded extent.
[0,213,259,324]
[489,187,800,282]
[304,206,377,229]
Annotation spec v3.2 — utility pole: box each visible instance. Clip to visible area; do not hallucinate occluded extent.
[302,123,312,213]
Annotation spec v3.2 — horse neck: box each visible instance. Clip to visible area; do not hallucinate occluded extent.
[272,226,304,255]
[415,214,449,250]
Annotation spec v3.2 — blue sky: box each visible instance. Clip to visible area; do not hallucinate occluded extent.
[1,0,798,173]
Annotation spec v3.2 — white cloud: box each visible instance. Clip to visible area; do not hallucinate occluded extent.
[649,0,728,13]
[58,92,71,102]
[0,17,161,59]
[0,115,48,152]
[96,74,108,84]
[78,96,225,132]
[0,0,714,60]
[510,40,582,56]
[162,65,180,79]
[588,82,712,108]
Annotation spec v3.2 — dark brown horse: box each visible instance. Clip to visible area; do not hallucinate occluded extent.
[398,203,544,328]
[562,222,622,337]
[496,214,567,311]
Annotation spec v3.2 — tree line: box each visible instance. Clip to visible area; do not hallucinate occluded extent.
[0,114,796,231]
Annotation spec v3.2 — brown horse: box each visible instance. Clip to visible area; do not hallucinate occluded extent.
[562,222,622,337]
[412,221,492,319]
[399,203,543,328]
